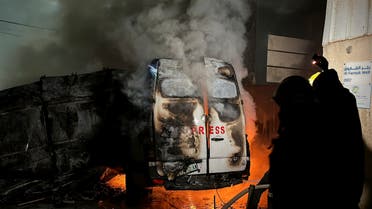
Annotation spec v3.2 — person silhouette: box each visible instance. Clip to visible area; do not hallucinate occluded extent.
[269,75,322,209]
[312,67,365,209]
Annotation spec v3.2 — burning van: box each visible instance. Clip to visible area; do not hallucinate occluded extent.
[145,57,250,190]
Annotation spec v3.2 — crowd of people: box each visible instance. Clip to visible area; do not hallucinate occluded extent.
[267,55,365,209]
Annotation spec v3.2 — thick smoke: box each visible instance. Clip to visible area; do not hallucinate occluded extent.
[7,0,256,135]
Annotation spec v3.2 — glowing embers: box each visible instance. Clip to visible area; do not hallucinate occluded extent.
[100,167,126,191]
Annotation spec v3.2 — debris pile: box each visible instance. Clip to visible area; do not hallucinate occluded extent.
[0,167,128,207]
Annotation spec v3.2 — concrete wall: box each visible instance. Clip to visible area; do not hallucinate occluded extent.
[266,34,318,83]
[322,0,372,208]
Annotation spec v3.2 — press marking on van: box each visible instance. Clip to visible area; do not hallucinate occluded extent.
[191,125,225,134]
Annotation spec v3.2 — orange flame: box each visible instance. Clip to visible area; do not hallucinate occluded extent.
[202,83,210,149]
[100,167,126,190]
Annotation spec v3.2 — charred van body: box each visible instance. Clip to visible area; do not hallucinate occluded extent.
[146,57,250,190]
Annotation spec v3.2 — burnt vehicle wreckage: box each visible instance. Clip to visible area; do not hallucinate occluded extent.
[0,57,257,206]
[147,57,250,189]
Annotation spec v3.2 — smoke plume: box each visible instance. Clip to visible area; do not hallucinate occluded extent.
[6,0,256,135]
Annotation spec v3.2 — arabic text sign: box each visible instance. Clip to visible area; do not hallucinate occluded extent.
[343,61,372,108]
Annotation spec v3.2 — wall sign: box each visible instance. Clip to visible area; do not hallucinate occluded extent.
[343,61,372,109]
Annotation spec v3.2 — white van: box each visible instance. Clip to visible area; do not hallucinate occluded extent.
[146,57,250,190]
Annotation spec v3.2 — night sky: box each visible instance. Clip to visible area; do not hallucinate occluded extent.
[0,0,58,89]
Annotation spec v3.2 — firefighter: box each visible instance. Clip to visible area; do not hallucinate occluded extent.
[311,55,365,209]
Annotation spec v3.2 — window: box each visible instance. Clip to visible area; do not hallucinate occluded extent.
[209,79,237,99]
[160,78,198,97]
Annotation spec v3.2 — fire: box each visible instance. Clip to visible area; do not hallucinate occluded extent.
[105,174,126,190]
[202,82,210,149]
[99,83,274,208]
[243,98,271,209]
[100,167,126,191]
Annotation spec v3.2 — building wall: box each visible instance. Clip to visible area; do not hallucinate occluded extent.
[322,0,372,208]
[254,0,326,84]
[266,34,319,83]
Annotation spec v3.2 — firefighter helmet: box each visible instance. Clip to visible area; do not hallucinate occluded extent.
[312,54,329,71]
